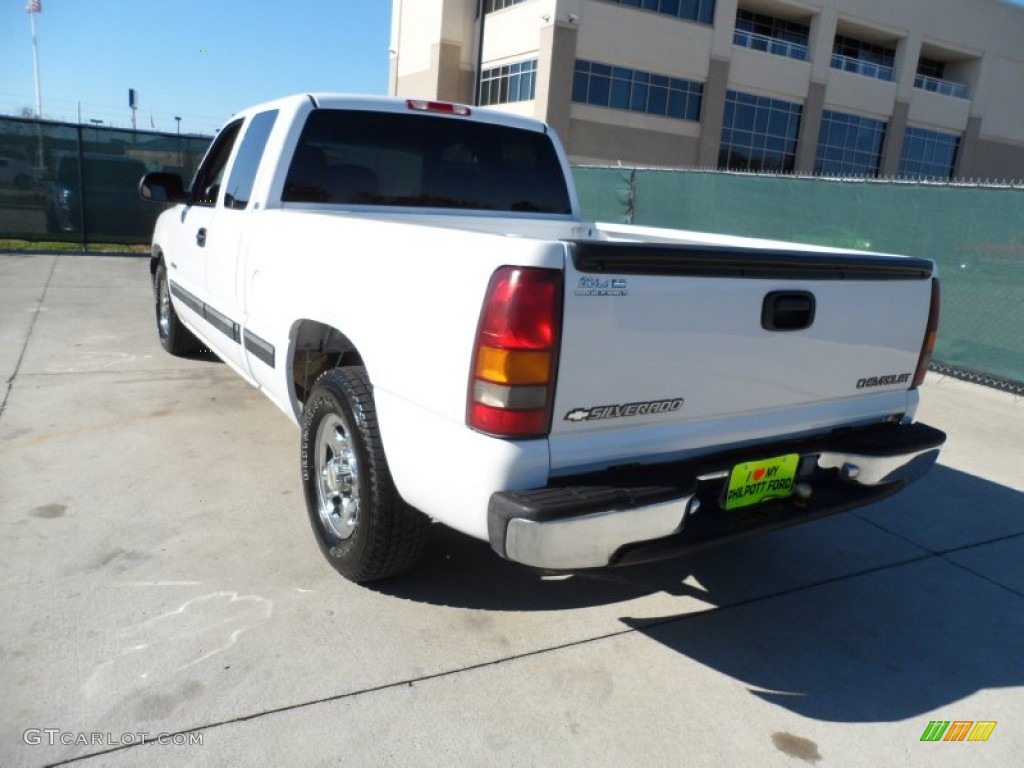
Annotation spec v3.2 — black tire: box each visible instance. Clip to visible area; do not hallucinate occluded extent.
[301,367,429,582]
[153,261,200,355]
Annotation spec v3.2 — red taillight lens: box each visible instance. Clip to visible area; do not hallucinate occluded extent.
[912,278,940,387]
[468,267,563,438]
[468,403,550,437]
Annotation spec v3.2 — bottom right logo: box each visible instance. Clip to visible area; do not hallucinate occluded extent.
[920,720,997,742]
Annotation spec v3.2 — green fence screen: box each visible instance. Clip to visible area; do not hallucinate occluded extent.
[1,122,1020,389]
[0,116,210,248]
[573,167,1024,389]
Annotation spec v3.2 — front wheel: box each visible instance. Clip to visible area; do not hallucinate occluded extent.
[153,261,199,355]
[301,367,429,582]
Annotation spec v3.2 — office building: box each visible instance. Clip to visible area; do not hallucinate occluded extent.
[390,0,1024,179]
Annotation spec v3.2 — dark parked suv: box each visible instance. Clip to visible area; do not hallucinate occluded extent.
[46,154,157,238]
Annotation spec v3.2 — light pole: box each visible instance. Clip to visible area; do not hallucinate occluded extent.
[174,117,183,168]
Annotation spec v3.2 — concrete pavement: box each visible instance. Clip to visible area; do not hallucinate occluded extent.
[1,253,1021,767]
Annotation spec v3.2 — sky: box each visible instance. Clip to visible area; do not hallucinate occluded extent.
[3,1,1024,137]
[0,0,392,135]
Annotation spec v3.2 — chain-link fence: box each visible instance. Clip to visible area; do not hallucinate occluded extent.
[573,167,1024,392]
[0,116,210,248]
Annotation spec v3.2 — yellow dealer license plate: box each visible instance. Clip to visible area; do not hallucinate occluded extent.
[724,454,800,511]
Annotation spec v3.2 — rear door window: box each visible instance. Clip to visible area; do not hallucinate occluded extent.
[224,110,278,210]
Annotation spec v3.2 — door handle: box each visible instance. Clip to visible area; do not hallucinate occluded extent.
[196,227,207,247]
[762,291,816,331]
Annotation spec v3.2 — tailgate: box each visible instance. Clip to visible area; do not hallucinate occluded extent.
[549,240,935,472]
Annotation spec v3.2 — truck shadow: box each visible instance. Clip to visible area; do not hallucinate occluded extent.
[374,464,1024,722]
[619,547,1024,723]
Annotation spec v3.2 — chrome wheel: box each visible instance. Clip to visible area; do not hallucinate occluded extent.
[154,263,199,356]
[158,275,172,339]
[315,413,360,541]
[301,367,429,581]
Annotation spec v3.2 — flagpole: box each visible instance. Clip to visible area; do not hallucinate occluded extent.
[27,1,44,170]
[28,4,42,118]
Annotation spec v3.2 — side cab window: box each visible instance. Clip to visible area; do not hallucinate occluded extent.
[191,120,243,206]
[224,110,279,210]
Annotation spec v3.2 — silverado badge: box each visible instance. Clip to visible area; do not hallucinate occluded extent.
[564,398,684,422]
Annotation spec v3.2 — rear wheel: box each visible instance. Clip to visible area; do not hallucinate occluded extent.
[153,261,199,355]
[301,367,429,582]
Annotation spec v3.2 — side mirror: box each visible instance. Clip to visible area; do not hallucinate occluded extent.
[139,172,189,204]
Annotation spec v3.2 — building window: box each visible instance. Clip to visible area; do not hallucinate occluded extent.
[899,126,960,179]
[917,57,945,80]
[485,0,527,12]
[814,110,886,177]
[719,90,802,173]
[914,57,969,99]
[831,34,896,82]
[598,0,716,26]
[572,60,703,121]
[734,10,809,61]
[479,59,538,106]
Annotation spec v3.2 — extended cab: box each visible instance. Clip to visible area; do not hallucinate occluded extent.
[140,94,945,582]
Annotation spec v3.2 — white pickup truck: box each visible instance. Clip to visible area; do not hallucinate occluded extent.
[140,93,945,582]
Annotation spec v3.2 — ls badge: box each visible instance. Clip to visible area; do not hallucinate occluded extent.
[574,276,628,297]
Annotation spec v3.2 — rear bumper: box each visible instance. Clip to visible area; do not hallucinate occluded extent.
[488,421,945,569]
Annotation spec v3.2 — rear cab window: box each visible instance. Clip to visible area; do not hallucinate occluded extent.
[281,109,572,215]
[224,110,278,210]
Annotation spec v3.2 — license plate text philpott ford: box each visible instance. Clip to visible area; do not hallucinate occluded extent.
[725,454,800,511]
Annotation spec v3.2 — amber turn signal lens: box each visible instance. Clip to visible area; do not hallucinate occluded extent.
[475,346,551,385]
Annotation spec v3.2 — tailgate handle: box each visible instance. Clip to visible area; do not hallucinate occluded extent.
[762,291,815,331]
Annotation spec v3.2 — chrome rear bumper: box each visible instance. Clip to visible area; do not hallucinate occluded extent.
[489,421,945,570]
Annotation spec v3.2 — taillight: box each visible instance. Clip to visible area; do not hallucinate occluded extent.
[912,278,940,387]
[468,266,562,438]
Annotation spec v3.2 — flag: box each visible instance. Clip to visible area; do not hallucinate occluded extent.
[26,0,42,13]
